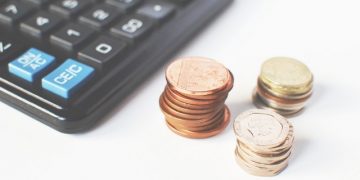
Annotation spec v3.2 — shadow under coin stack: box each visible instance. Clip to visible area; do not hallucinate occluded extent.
[233,109,294,176]
[159,57,234,138]
[253,57,314,116]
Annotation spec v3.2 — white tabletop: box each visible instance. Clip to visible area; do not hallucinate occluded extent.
[1,0,360,179]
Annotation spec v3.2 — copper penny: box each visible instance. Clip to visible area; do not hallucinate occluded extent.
[166,85,228,106]
[164,89,214,110]
[165,106,231,139]
[171,71,234,100]
[166,57,230,96]
[162,92,223,115]
[160,95,224,120]
[159,97,224,125]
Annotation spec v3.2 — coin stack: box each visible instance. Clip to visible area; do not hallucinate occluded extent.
[253,57,314,116]
[159,57,234,139]
[233,109,294,176]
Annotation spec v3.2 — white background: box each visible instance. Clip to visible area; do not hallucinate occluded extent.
[1,0,360,179]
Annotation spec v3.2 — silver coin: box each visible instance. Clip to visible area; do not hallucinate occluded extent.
[233,109,291,149]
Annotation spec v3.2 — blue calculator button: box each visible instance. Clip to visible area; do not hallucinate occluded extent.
[8,48,55,82]
[42,59,94,99]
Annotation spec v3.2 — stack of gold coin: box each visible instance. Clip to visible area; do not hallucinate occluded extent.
[253,57,314,116]
[233,109,294,176]
[159,57,234,139]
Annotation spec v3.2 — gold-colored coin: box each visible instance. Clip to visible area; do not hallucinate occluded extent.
[260,57,313,95]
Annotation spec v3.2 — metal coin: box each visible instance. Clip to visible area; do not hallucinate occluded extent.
[165,106,231,139]
[166,57,230,96]
[233,109,291,149]
[259,57,313,95]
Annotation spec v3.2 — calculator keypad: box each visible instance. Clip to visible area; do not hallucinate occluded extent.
[0,0,180,100]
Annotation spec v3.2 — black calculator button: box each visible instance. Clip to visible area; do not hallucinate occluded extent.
[105,0,142,12]
[137,1,175,23]
[0,1,36,25]
[24,0,55,6]
[79,4,121,30]
[50,0,94,18]
[50,23,95,51]
[0,37,24,64]
[20,11,63,38]
[168,0,191,5]
[78,35,127,69]
[110,15,153,43]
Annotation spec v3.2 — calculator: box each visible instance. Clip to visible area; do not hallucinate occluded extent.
[0,0,233,133]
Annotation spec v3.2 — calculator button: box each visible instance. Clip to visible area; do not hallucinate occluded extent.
[42,59,94,99]
[0,37,24,63]
[24,0,55,6]
[0,1,36,25]
[79,4,121,29]
[137,1,175,22]
[20,11,63,38]
[110,15,153,43]
[50,0,93,18]
[8,48,55,82]
[106,0,142,12]
[78,35,127,69]
[50,23,95,51]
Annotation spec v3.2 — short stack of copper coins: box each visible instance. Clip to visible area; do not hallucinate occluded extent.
[159,57,234,138]
[253,57,314,116]
[233,109,294,176]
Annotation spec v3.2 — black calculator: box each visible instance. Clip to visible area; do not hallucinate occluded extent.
[0,0,233,133]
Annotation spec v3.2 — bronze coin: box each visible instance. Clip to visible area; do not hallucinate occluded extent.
[160,95,224,120]
[165,106,231,139]
[162,92,223,115]
[166,57,231,96]
[166,85,228,106]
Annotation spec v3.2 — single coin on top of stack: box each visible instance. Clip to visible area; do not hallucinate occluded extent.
[159,57,234,139]
[253,57,314,116]
[233,109,294,177]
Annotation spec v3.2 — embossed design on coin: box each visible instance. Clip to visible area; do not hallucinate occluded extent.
[166,57,230,95]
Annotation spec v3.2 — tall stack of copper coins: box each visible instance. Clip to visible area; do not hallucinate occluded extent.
[233,109,294,176]
[253,57,314,116]
[159,57,234,138]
